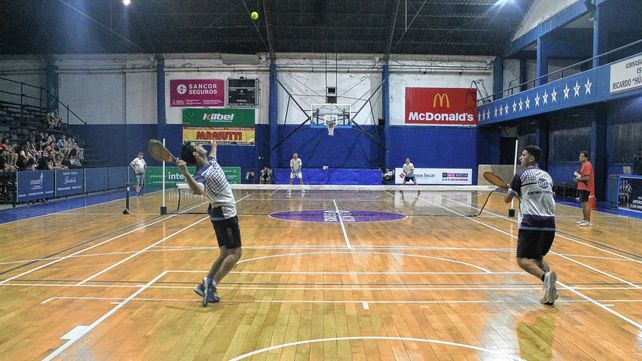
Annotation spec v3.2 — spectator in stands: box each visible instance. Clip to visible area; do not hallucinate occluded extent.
[57,135,67,151]
[0,138,18,168]
[46,111,62,129]
[633,151,642,175]
[36,152,53,171]
[68,154,82,168]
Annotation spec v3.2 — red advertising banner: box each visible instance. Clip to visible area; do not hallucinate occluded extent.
[405,87,477,126]
[170,79,225,107]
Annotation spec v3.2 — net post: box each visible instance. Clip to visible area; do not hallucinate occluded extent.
[161,138,167,215]
[122,182,130,215]
[508,139,519,217]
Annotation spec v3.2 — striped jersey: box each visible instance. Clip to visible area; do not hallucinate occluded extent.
[194,157,236,219]
[508,166,556,231]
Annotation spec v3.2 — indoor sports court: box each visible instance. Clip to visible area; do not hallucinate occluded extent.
[1,0,641,360]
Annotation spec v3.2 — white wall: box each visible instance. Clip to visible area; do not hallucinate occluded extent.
[0,57,46,106]
[388,56,493,125]
[513,0,577,40]
[164,55,269,125]
[1,53,495,127]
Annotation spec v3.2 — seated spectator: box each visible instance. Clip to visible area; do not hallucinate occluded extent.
[67,154,82,168]
[260,166,273,184]
[23,157,36,171]
[56,135,67,150]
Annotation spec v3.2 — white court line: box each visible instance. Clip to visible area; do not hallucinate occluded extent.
[333,199,352,249]
[408,191,641,288]
[4,282,640,291]
[76,194,251,286]
[408,191,642,329]
[40,296,642,305]
[0,200,205,285]
[43,271,168,361]
[236,250,491,273]
[443,193,642,265]
[559,281,641,330]
[228,336,524,361]
[75,216,210,285]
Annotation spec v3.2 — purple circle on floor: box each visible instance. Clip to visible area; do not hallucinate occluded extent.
[269,210,406,223]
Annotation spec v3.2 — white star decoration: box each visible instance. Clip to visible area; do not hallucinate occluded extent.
[584,78,592,94]
[574,81,581,97]
[512,100,517,112]
[518,98,523,111]
[499,106,503,116]
[563,84,570,99]
[486,110,490,119]
[534,93,540,106]
[525,97,530,109]
[543,90,548,105]
[504,104,509,114]
[551,88,557,103]
[494,107,498,117]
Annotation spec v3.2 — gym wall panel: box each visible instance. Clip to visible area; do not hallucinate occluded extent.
[125,72,157,125]
[59,72,125,125]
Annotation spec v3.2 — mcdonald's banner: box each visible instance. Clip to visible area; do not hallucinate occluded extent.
[405,87,477,126]
[182,108,256,127]
[182,127,255,145]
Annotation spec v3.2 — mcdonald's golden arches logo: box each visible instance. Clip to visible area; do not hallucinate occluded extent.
[433,93,450,108]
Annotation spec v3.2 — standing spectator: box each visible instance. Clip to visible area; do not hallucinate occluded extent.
[130,152,147,196]
[574,150,595,227]
[402,157,417,185]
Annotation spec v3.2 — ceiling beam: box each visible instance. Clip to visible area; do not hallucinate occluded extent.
[383,0,401,63]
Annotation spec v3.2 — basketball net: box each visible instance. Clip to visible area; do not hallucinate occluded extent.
[324,115,337,136]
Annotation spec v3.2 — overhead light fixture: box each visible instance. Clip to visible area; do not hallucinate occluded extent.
[123,0,131,6]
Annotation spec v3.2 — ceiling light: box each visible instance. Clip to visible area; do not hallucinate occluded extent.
[123,0,131,6]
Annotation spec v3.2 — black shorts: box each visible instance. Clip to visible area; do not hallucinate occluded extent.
[208,206,242,249]
[404,175,415,181]
[516,230,555,259]
[578,189,590,203]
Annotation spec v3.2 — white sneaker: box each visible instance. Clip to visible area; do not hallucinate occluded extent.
[576,219,586,224]
[542,271,558,305]
[579,221,592,227]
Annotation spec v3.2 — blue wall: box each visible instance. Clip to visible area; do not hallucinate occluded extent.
[387,126,478,178]
[71,123,480,183]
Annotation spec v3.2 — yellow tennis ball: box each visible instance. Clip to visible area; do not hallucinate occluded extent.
[250,11,259,21]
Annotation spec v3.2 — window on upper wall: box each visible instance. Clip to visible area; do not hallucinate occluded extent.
[613,121,642,163]
[548,118,591,162]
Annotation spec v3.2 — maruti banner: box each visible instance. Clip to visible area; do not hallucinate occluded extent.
[55,169,85,197]
[405,87,477,126]
[182,127,255,145]
[17,170,54,202]
[182,108,255,127]
[395,168,472,185]
[170,79,225,107]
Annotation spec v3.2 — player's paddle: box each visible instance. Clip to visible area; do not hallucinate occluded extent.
[147,139,177,163]
[469,172,510,217]
[483,171,509,190]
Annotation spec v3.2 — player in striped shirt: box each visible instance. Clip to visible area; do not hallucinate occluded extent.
[504,145,559,305]
[177,141,241,306]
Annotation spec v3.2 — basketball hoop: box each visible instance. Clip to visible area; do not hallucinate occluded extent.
[325,115,337,136]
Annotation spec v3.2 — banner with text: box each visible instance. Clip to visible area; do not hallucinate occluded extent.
[405,87,477,126]
[395,168,472,185]
[182,127,255,145]
[170,79,225,107]
[17,170,55,202]
[182,108,255,127]
[55,169,85,197]
[145,166,241,188]
[610,54,642,94]
[618,176,642,213]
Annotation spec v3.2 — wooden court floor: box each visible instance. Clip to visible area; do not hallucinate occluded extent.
[0,188,641,360]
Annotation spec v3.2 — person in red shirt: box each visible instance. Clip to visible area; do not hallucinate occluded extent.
[574,150,595,227]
